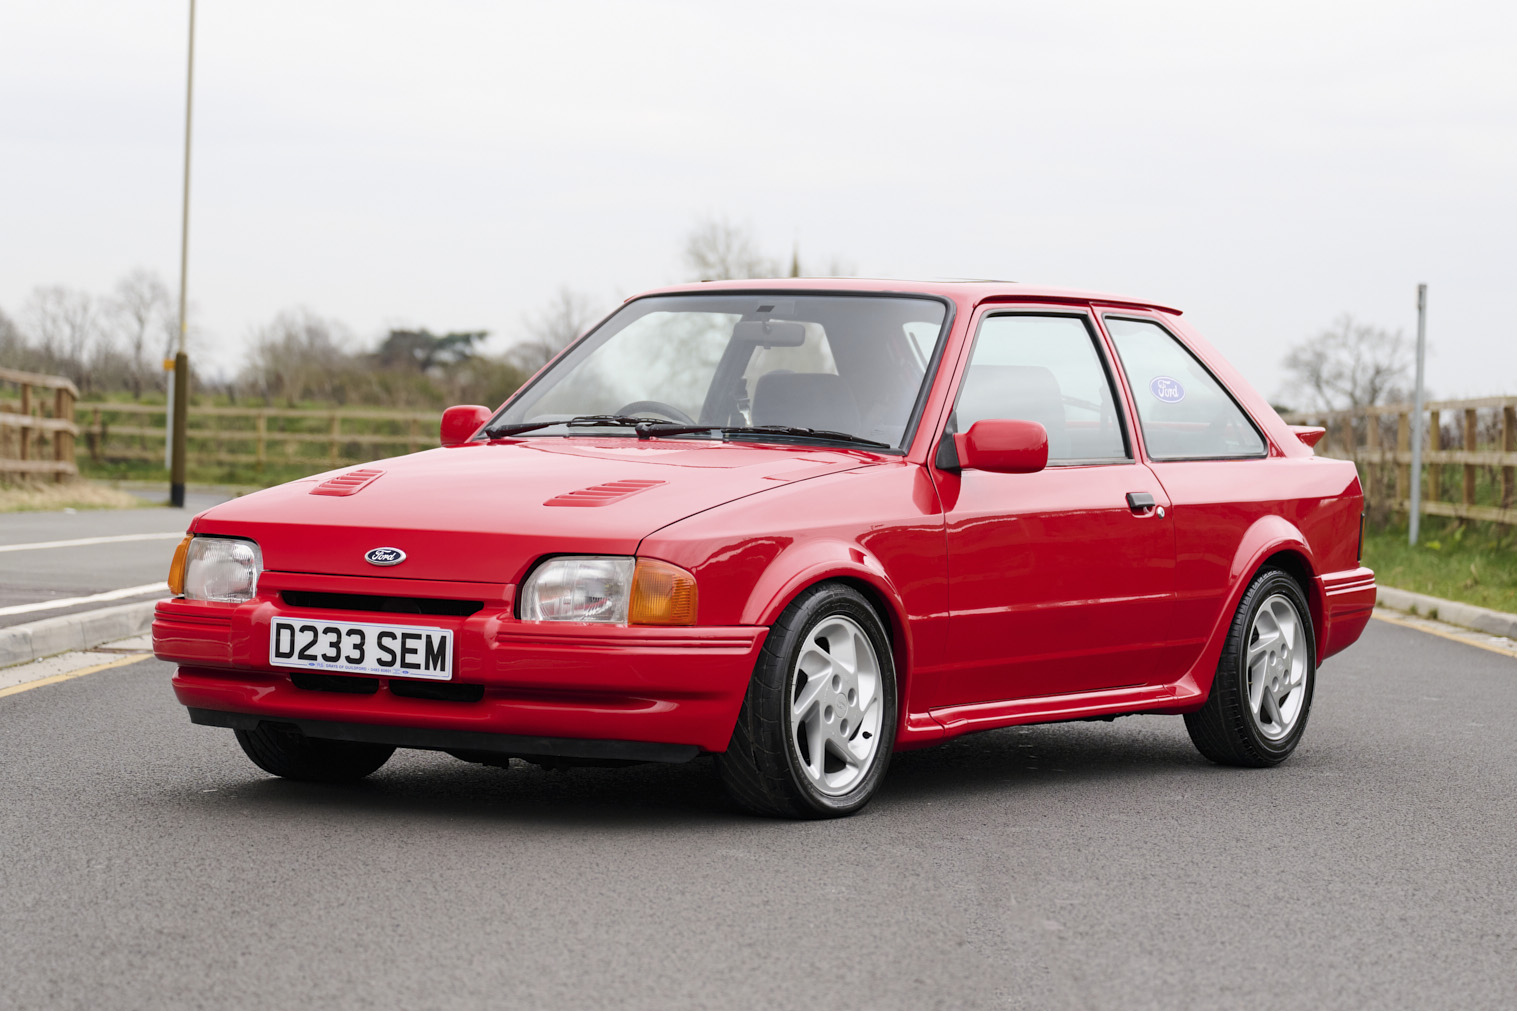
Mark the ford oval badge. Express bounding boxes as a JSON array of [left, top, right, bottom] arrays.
[[1149, 376, 1185, 403], [365, 547, 406, 567]]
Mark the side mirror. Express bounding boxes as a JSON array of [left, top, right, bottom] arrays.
[[946, 419, 1048, 474], [440, 405, 492, 447]]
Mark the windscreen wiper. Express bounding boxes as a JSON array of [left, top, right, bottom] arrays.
[[485, 415, 652, 438], [634, 422, 892, 450]]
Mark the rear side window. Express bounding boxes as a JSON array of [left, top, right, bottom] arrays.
[[955, 314, 1129, 463], [1104, 317, 1265, 460]]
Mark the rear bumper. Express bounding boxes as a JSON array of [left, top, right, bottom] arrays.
[[155, 587, 767, 755], [1317, 566, 1376, 661]]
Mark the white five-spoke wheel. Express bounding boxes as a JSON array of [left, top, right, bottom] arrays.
[[789, 615, 885, 796], [1185, 567, 1316, 767], [1246, 593, 1309, 742], [717, 583, 897, 818]]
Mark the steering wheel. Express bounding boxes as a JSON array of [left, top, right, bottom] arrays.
[[615, 400, 696, 425]]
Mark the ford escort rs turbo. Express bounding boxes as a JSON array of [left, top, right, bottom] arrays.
[[154, 279, 1375, 817]]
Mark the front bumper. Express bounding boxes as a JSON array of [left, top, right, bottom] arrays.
[[154, 571, 767, 755]]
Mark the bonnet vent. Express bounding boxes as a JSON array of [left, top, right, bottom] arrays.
[[544, 479, 665, 507], [311, 468, 385, 497]]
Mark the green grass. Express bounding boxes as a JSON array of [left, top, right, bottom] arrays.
[[78, 457, 331, 489], [1363, 518, 1517, 615], [0, 480, 153, 512]]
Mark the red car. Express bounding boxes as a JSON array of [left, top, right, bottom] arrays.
[[154, 280, 1375, 818]]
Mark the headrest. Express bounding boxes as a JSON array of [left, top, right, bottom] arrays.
[[956, 365, 1068, 458], [751, 372, 862, 435]]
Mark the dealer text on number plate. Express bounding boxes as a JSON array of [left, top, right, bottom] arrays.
[[269, 617, 453, 680]]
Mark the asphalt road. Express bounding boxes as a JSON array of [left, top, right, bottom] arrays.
[[0, 492, 227, 625], [1, 619, 1513, 1010]]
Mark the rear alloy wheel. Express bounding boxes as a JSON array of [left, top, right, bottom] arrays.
[[717, 583, 897, 818], [234, 724, 395, 782], [1185, 568, 1316, 767]]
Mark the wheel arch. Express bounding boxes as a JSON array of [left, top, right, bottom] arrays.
[[1257, 546, 1325, 659], [1182, 516, 1325, 700], [742, 545, 915, 731]]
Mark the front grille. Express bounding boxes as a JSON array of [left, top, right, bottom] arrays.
[[281, 591, 483, 617], [388, 680, 485, 703], [291, 671, 379, 694]]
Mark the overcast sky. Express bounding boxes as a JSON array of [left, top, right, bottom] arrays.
[[3, 0, 1513, 404]]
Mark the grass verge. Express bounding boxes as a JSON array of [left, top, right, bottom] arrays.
[[0, 479, 150, 513], [1362, 518, 1517, 615]]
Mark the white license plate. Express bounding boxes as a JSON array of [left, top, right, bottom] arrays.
[[269, 617, 453, 681]]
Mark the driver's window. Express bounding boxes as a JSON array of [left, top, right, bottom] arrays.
[[956, 314, 1130, 463], [1104, 317, 1265, 460]]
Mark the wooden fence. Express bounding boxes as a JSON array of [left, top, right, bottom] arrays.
[[1, 367, 79, 482], [77, 402, 442, 476], [1284, 396, 1517, 528]]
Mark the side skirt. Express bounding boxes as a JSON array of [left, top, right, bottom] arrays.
[[917, 681, 1208, 740]]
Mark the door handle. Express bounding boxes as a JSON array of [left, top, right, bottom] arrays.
[[1126, 491, 1160, 516]]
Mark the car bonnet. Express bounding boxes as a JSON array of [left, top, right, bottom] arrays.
[[189, 438, 877, 584]]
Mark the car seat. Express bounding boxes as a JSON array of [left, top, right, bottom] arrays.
[[751, 372, 862, 434], [954, 364, 1070, 459]]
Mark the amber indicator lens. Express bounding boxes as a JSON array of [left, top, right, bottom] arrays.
[[628, 558, 698, 626], [167, 535, 192, 596]]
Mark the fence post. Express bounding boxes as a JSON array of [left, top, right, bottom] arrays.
[[1427, 409, 1441, 503], [1342, 411, 1356, 477], [329, 414, 340, 467], [1504, 405, 1516, 510], [88, 407, 102, 463], [1463, 408, 1477, 507], [1364, 408, 1379, 508], [19, 382, 31, 461], [407, 416, 418, 454], [1395, 409, 1410, 512], [53, 386, 72, 482], [255, 412, 266, 473]]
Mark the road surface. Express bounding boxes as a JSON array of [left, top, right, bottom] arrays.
[[0, 492, 226, 626], [1, 618, 1512, 1010]]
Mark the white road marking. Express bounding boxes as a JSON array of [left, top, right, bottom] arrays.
[[0, 532, 184, 553], [0, 582, 170, 617]]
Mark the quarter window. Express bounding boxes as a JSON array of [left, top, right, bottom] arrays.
[[1104, 317, 1265, 460], [955, 314, 1129, 463]]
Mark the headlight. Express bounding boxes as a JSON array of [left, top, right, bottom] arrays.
[[520, 556, 697, 625], [520, 556, 635, 623], [182, 537, 263, 602]]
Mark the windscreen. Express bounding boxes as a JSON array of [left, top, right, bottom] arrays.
[[493, 293, 949, 448]]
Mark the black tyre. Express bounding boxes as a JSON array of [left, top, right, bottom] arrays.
[[1185, 567, 1316, 767], [716, 583, 897, 818], [234, 724, 395, 782]]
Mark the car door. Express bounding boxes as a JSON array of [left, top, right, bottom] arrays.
[[933, 309, 1178, 707], [1100, 313, 1274, 673]]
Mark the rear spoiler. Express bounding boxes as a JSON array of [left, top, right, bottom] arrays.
[[1289, 425, 1326, 449]]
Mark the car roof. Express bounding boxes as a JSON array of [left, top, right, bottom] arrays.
[[631, 277, 1183, 315]]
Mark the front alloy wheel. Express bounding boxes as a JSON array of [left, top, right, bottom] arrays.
[[788, 613, 886, 797], [718, 583, 897, 818]]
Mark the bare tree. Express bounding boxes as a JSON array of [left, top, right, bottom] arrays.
[[792, 252, 856, 278], [1281, 314, 1413, 412], [106, 270, 175, 399], [507, 288, 603, 374], [0, 307, 38, 370], [240, 308, 359, 406], [683, 217, 781, 281], [21, 286, 100, 393]]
